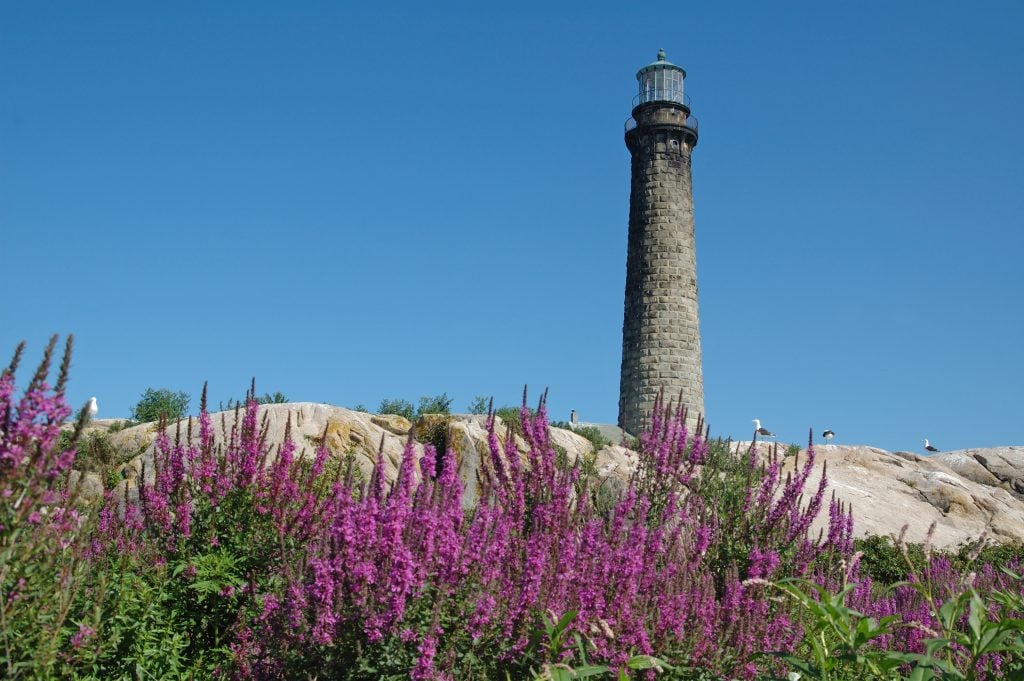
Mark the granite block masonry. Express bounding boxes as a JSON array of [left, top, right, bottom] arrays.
[[619, 50, 704, 435]]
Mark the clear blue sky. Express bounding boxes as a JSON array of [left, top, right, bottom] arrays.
[[2, 2, 1022, 453]]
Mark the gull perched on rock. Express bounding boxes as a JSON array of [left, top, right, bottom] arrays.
[[753, 419, 775, 438], [87, 397, 98, 418], [924, 438, 939, 453], [822, 429, 835, 448]]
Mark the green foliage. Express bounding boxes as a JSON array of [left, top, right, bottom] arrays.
[[416, 392, 452, 416], [105, 419, 136, 433], [351, 403, 369, 413], [377, 393, 452, 421], [852, 535, 1024, 587], [685, 438, 770, 581], [777, 538, 1024, 681], [494, 405, 535, 435], [885, 561, 1024, 680], [131, 388, 190, 423], [954, 541, 1024, 573], [54, 429, 143, 492], [855, 535, 928, 585], [378, 398, 415, 420], [70, 561, 191, 679], [467, 395, 490, 415], [219, 391, 288, 411], [563, 424, 611, 452], [521, 610, 673, 680], [417, 416, 451, 461], [770, 579, 903, 680], [785, 443, 801, 458], [0, 404, 96, 676]]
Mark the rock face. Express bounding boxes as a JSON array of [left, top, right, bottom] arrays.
[[765, 444, 1024, 549], [87, 407, 1021, 549], [935, 448, 1024, 496]]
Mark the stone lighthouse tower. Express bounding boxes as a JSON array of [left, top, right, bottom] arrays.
[[618, 49, 703, 435]]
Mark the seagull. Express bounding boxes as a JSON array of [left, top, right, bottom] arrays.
[[570, 409, 578, 425], [87, 396, 98, 418], [822, 429, 835, 447], [753, 419, 775, 438], [924, 438, 939, 453]]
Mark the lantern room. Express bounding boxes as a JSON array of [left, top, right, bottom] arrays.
[[635, 48, 687, 107]]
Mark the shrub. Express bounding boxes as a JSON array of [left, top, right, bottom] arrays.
[[0, 336, 98, 678], [378, 393, 453, 420], [258, 391, 288, 404], [219, 391, 288, 411], [467, 395, 490, 415], [131, 387, 190, 423], [855, 534, 928, 585], [494, 404, 536, 435], [378, 397, 415, 420], [106, 419, 137, 432], [417, 392, 452, 416], [551, 421, 611, 452]]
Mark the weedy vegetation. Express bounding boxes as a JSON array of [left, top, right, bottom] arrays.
[[4, 337, 1024, 679]]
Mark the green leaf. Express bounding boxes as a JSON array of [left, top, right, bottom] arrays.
[[968, 591, 985, 641], [625, 654, 672, 670], [572, 664, 613, 677]]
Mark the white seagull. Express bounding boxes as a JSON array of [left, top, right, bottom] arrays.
[[753, 419, 775, 438], [924, 438, 939, 453], [822, 429, 835, 447], [87, 397, 99, 418]]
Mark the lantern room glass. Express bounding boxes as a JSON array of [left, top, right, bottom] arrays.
[[638, 67, 683, 105]]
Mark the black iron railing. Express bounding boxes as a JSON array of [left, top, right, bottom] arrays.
[[624, 115, 698, 134]]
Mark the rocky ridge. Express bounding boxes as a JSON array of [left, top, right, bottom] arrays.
[[80, 405, 1022, 549]]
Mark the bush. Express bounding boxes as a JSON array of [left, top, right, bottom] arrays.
[[0, 336, 97, 678], [416, 392, 452, 416], [855, 534, 929, 585], [378, 397, 415, 420], [467, 395, 490, 415], [106, 419, 136, 432], [551, 422, 611, 452], [378, 393, 453, 420], [494, 404, 535, 435], [219, 391, 288, 411], [131, 388, 190, 423]]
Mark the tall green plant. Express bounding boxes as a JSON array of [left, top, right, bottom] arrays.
[[0, 336, 100, 678]]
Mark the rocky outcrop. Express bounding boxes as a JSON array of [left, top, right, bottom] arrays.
[[80, 407, 1021, 549], [934, 448, 1024, 497], [761, 444, 1024, 548]]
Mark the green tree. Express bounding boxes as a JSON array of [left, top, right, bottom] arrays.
[[378, 398, 415, 420], [417, 392, 453, 416], [467, 395, 490, 415], [132, 388, 190, 423]]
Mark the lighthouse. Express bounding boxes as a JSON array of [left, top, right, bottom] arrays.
[[618, 49, 704, 435]]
